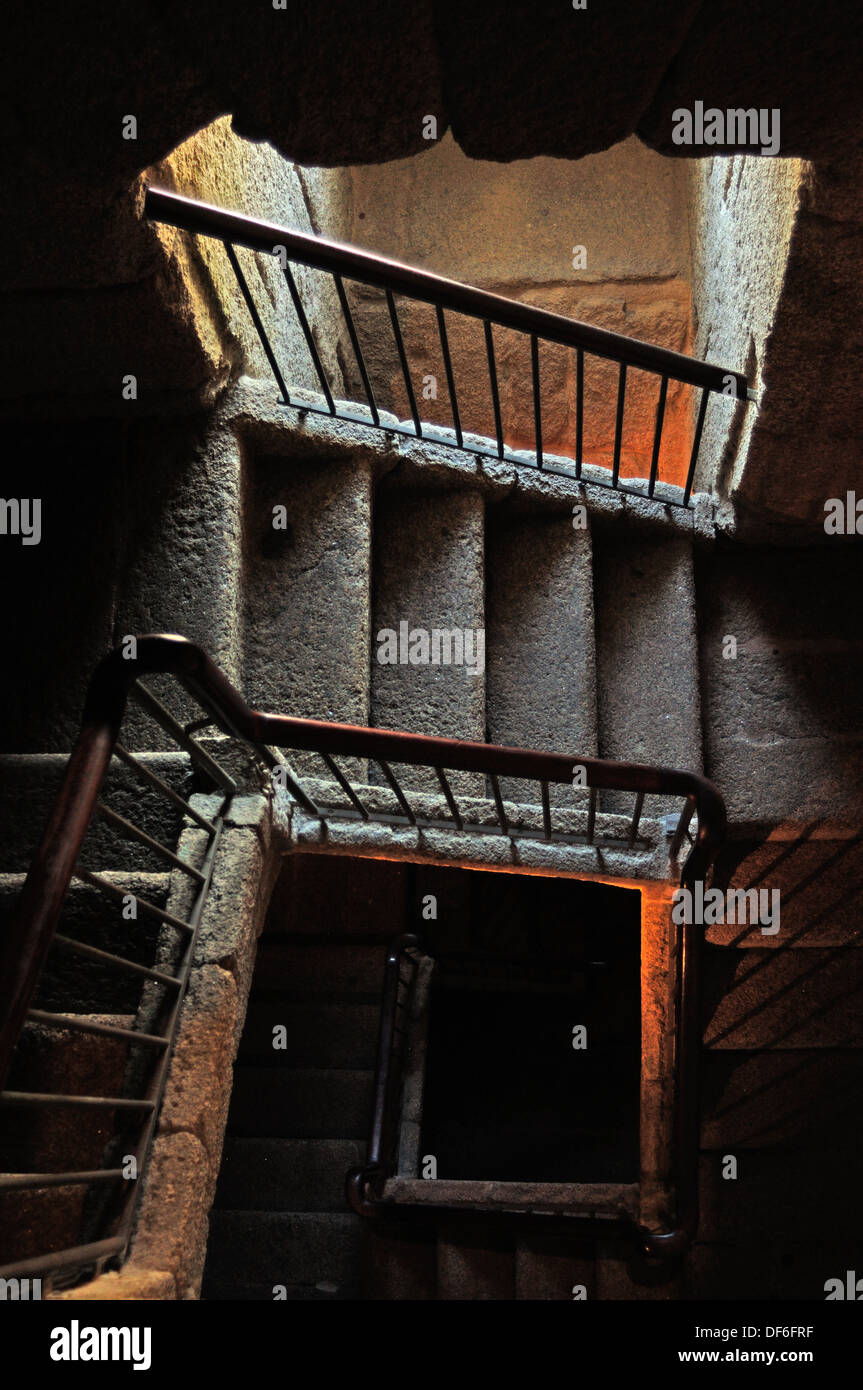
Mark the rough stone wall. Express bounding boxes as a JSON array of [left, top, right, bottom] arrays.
[[344, 135, 695, 484], [148, 116, 351, 401], [0, 115, 351, 413], [687, 155, 806, 506]]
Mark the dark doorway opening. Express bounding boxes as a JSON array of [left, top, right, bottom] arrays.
[[419, 871, 641, 1183]]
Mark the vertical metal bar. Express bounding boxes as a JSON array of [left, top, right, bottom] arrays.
[[541, 781, 551, 840], [319, 752, 369, 820], [385, 289, 421, 437], [648, 375, 668, 499], [612, 361, 627, 488], [271, 760, 322, 819], [111, 744, 218, 834], [434, 767, 463, 830], [669, 795, 697, 861], [130, 682, 237, 792], [531, 333, 543, 469], [575, 347, 584, 478], [435, 305, 463, 448], [224, 242, 292, 406], [333, 273, 380, 425], [484, 320, 505, 459], [586, 785, 597, 844], [281, 262, 335, 413], [628, 791, 645, 849], [378, 761, 417, 826], [683, 388, 709, 506], [489, 774, 509, 835]]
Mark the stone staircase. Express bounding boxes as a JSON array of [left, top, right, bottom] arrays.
[[1, 379, 862, 1299], [234, 380, 704, 801]]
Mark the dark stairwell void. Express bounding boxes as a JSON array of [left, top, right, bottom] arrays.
[[202, 853, 642, 1300], [420, 875, 641, 1185]]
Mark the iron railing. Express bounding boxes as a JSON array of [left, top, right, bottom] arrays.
[[145, 188, 754, 508], [0, 635, 725, 1285]]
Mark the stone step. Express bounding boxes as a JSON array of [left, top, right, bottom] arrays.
[[202, 1279, 348, 1301], [593, 533, 701, 811], [702, 946, 863, 1049], [0, 1011, 135, 1164], [364, 1221, 438, 1300], [596, 1239, 682, 1299], [485, 510, 597, 805], [203, 1211, 366, 1296], [370, 486, 485, 797], [0, 1012, 135, 1266], [226, 1066, 373, 1139], [436, 1223, 515, 1300], [251, 938, 388, 997], [241, 453, 373, 781], [514, 1234, 597, 1300], [0, 872, 171, 1014], [213, 1138, 364, 1212], [700, 1049, 863, 1149], [0, 753, 195, 872], [238, 1000, 381, 1069]]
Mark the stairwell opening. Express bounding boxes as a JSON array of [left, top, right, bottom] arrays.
[[202, 849, 664, 1298], [418, 872, 641, 1184]]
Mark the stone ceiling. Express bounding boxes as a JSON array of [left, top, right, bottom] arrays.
[[4, 1, 863, 538]]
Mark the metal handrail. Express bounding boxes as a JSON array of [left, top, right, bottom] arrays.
[[145, 187, 752, 507], [0, 634, 725, 1280]]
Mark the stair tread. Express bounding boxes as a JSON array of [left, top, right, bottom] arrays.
[[214, 1138, 364, 1211], [226, 1066, 374, 1139], [204, 1210, 366, 1290]]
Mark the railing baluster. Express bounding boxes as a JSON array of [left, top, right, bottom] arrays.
[[484, 320, 505, 459], [683, 387, 710, 506], [434, 766, 463, 830], [377, 761, 416, 826], [628, 791, 645, 849], [541, 780, 551, 839], [612, 361, 627, 488], [0, 1092, 154, 1111], [281, 262, 336, 413], [385, 289, 421, 437], [586, 785, 597, 844], [26, 1009, 167, 1049], [52, 935, 183, 989], [223, 242, 293, 406], [111, 745, 218, 835], [435, 306, 463, 448], [531, 333, 543, 470], [489, 774, 509, 835], [319, 752, 369, 820], [0, 1169, 128, 1192], [0, 1239, 125, 1283], [72, 866, 194, 935], [648, 375, 668, 499], [669, 795, 697, 861], [333, 273, 380, 425], [94, 802, 205, 882], [131, 682, 237, 793], [575, 347, 584, 478], [272, 758, 322, 819]]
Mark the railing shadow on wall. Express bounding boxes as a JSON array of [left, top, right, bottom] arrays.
[[145, 188, 754, 509]]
